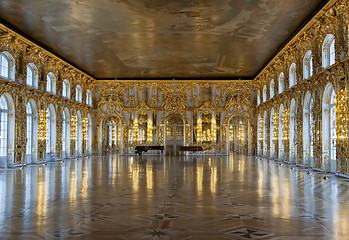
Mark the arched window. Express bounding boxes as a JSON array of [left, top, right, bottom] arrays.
[[26, 101, 38, 163], [289, 63, 296, 87], [86, 89, 92, 106], [0, 93, 15, 166], [76, 85, 82, 103], [46, 104, 56, 160], [46, 72, 56, 94], [303, 92, 313, 166], [0, 52, 15, 81], [270, 108, 275, 158], [322, 34, 335, 68], [278, 72, 284, 94], [322, 83, 336, 172], [278, 104, 284, 159], [62, 79, 70, 98], [289, 99, 296, 162], [303, 50, 313, 80], [263, 85, 267, 102], [62, 108, 70, 158], [26, 63, 38, 88], [270, 79, 274, 98], [257, 90, 260, 105], [87, 114, 92, 154], [76, 111, 82, 156]]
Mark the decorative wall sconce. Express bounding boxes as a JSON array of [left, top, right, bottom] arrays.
[[71, 115, 77, 140], [38, 109, 47, 140]]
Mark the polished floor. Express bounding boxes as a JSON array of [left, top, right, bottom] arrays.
[[0, 154, 348, 239]]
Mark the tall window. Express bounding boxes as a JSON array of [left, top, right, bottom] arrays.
[[322, 83, 336, 171], [76, 85, 82, 103], [76, 111, 82, 155], [289, 99, 296, 162], [46, 105, 56, 159], [46, 72, 56, 94], [303, 92, 313, 165], [263, 85, 267, 102], [270, 79, 274, 98], [62, 109, 70, 158], [330, 92, 336, 161], [26, 101, 38, 163], [26, 63, 38, 88], [303, 50, 313, 79], [322, 34, 335, 68], [26, 103, 33, 158], [0, 95, 8, 159], [278, 72, 284, 94], [86, 90, 92, 106], [62, 80, 70, 98], [289, 63, 296, 87], [257, 90, 260, 105], [87, 114, 92, 154], [0, 52, 15, 81]]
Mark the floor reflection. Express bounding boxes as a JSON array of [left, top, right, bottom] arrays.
[[0, 154, 348, 239]]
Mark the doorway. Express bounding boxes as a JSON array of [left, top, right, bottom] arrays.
[[228, 116, 248, 154], [165, 115, 184, 156]]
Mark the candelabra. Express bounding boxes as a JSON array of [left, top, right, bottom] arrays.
[[82, 117, 88, 140]]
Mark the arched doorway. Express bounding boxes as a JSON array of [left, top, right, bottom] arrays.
[[102, 116, 122, 154], [228, 115, 248, 154], [165, 115, 184, 156]]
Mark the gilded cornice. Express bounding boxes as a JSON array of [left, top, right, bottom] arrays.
[[253, 0, 341, 82], [0, 23, 95, 85]]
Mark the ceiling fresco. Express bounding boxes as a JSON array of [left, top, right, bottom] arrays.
[[0, 0, 328, 79]]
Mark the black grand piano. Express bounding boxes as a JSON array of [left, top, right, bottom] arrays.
[[135, 146, 164, 156]]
